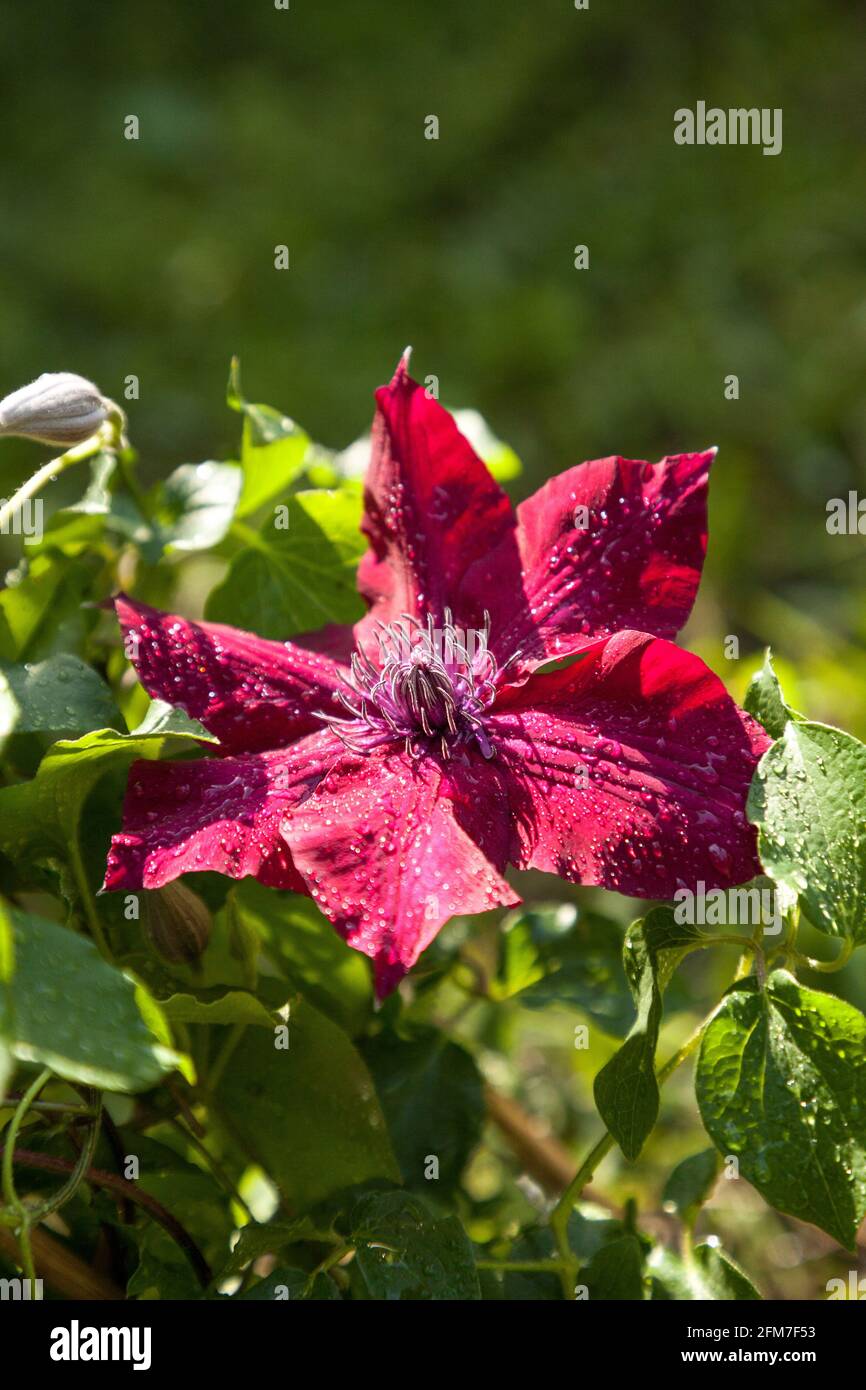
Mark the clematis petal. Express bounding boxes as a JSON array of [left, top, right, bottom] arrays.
[[103, 731, 341, 893], [354, 355, 524, 658], [488, 630, 769, 897], [290, 621, 358, 666], [282, 746, 519, 997], [490, 450, 714, 670], [114, 595, 350, 754]]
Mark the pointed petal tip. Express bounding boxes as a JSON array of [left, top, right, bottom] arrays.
[[96, 591, 124, 614], [373, 955, 407, 1000], [386, 347, 413, 388], [108, 590, 144, 619]]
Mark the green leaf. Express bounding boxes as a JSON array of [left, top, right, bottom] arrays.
[[648, 1243, 760, 1300], [495, 906, 634, 1036], [235, 1266, 341, 1300], [214, 998, 399, 1209], [744, 649, 795, 740], [0, 903, 15, 1083], [581, 1234, 645, 1300], [0, 900, 13, 983], [748, 720, 866, 943], [0, 654, 121, 739], [662, 1149, 720, 1219], [153, 461, 242, 556], [0, 551, 99, 662], [217, 1217, 320, 1279], [130, 699, 218, 742], [696, 970, 866, 1249], [349, 1190, 480, 1300], [227, 357, 311, 515], [593, 908, 700, 1159], [231, 881, 371, 1035], [0, 669, 20, 747], [0, 909, 183, 1090], [646, 1246, 693, 1300], [125, 1136, 233, 1297], [40, 452, 149, 554], [159, 989, 280, 1030], [638, 907, 705, 964], [594, 1032, 659, 1164], [0, 1041, 11, 1100], [497, 1227, 564, 1301], [0, 723, 212, 865], [204, 488, 365, 638], [495, 1208, 627, 1301], [361, 1030, 483, 1194], [239, 434, 309, 517], [688, 1244, 761, 1300], [63, 459, 242, 566]]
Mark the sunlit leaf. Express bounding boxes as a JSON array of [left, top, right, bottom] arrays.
[[204, 487, 365, 637], [748, 721, 866, 943], [227, 357, 311, 515], [744, 649, 796, 740], [361, 1029, 483, 1193], [0, 653, 121, 738], [349, 1189, 480, 1300], [214, 999, 399, 1210], [0, 909, 184, 1090], [232, 880, 371, 1035], [696, 971, 866, 1249]]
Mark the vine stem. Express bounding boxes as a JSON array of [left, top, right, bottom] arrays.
[[791, 938, 853, 974], [0, 1067, 52, 1286], [476, 1258, 571, 1274], [206, 1022, 247, 1093], [34, 1095, 103, 1223], [305, 1243, 354, 1294], [0, 424, 117, 534], [3, 1148, 212, 1289], [0, 1098, 96, 1116], [549, 1004, 722, 1299], [68, 837, 112, 960], [170, 1116, 255, 1224]]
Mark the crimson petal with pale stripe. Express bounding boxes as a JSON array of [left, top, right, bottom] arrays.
[[353, 355, 524, 659], [488, 631, 769, 896], [103, 730, 341, 893], [473, 451, 714, 671], [281, 747, 519, 997], [114, 595, 350, 754]]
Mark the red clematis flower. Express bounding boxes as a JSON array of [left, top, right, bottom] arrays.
[[104, 356, 769, 995]]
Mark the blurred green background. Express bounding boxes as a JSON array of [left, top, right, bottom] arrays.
[[1, 0, 865, 1298]]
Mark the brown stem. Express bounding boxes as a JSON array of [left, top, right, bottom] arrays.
[[484, 1085, 618, 1211], [3, 1147, 212, 1289], [167, 1078, 206, 1139], [0, 1223, 124, 1300]]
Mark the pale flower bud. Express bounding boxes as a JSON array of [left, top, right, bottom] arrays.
[[0, 372, 108, 447]]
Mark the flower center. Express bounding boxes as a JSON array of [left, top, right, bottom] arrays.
[[324, 611, 499, 758]]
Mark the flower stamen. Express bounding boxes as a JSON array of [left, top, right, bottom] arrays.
[[319, 610, 499, 758]]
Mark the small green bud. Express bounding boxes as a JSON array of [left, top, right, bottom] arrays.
[[0, 371, 108, 447], [141, 882, 212, 965]]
